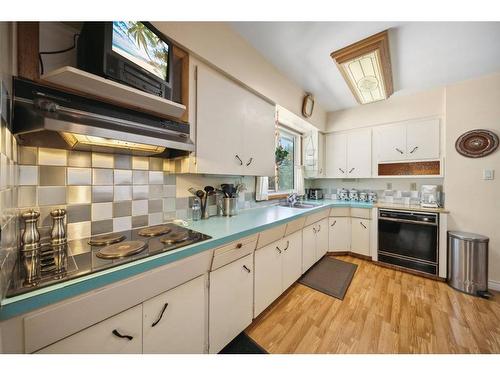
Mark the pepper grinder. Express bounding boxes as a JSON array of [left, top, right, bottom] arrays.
[[21, 210, 41, 285], [50, 208, 67, 275]]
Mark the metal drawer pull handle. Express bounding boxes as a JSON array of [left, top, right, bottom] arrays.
[[331, 220, 337, 227], [112, 329, 133, 341], [243, 265, 251, 273], [246, 157, 253, 166], [151, 302, 169, 327], [395, 148, 404, 154], [410, 146, 419, 154], [338, 168, 345, 174], [276, 246, 282, 254], [348, 168, 355, 173], [283, 240, 290, 251], [236, 243, 243, 249], [235, 154, 243, 165], [360, 222, 367, 229]]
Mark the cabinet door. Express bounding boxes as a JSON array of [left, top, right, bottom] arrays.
[[347, 129, 372, 178], [329, 217, 351, 251], [209, 254, 253, 354], [374, 124, 406, 162], [302, 224, 317, 273], [196, 65, 244, 175], [325, 133, 347, 178], [282, 231, 303, 291], [350, 218, 371, 257], [37, 305, 142, 354], [254, 240, 284, 317], [406, 119, 440, 160], [243, 95, 276, 176], [315, 218, 329, 261], [143, 276, 206, 354]]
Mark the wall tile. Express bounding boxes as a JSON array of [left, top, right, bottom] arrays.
[[163, 185, 176, 198], [149, 185, 163, 199], [149, 157, 163, 171], [149, 171, 163, 185], [92, 202, 113, 221], [38, 186, 66, 205], [148, 199, 163, 213], [163, 198, 175, 211], [175, 209, 187, 220], [68, 151, 91, 167], [164, 174, 176, 185], [92, 186, 113, 203], [114, 155, 131, 170], [67, 186, 91, 204], [67, 167, 91, 185], [92, 168, 113, 185], [38, 148, 67, 166], [92, 153, 114, 168], [132, 215, 148, 228], [163, 211, 176, 221], [19, 146, 37, 165], [176, 197, 189, 210], [132, 156, 148, 170], [113, 216, 132, 232], [132, 199, 148, 216], [39, 166, 66, 186], [114, 169, 132, 185], [132, 170, 148, 185], [113, 201, 132, 217], [91, 219, 113, 235], [67, 221, 91, 240], [67, 204, 91, 223], [132, 185, 149, 200], [19, 165, 38, 185], [148, 212, 163, 226], [114, 185, 132, 201], [18, 186, 37, 207]]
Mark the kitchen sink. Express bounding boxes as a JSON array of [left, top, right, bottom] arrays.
[[278, 202, 321, 209]]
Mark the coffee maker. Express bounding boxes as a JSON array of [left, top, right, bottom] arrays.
[[420, 185, 440, 208]]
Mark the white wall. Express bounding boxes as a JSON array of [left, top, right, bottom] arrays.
[[153, 22, 327, 131], [445, 72, 500, 286]]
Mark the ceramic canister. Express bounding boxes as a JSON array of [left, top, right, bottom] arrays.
[[368, 191, 377, 203], [338, 188, 349, 201], [349, 188, 359, 201], [359, 191, 368, 202]]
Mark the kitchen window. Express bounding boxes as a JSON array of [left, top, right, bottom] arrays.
[[269, 127, 301, 194]]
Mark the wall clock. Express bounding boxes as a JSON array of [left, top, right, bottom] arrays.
[[455, 129, 499, 158], [302, 93, 315, 118]]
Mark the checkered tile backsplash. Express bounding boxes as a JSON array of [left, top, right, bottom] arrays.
[[17, 147, 179, 241]]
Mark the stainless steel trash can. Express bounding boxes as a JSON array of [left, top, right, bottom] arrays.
[[447, 231, 489, 296]]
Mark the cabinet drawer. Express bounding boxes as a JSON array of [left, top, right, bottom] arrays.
[[212, 235, 258, 270], [304, 209, 330, 227], [36, 305, 143, 354], [329, 207, 350, 217], [350, 208, 371, 220], [284, 217, 306, 236], [256, 224, 286, 249]]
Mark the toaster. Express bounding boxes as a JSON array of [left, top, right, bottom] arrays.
[[307, 188, 324, 200]]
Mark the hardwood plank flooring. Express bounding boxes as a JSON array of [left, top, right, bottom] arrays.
[[245, 256, 500, 354]]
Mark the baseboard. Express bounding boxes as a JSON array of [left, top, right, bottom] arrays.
[[488, 280, 500, 291], [327, 251, 372, 261]]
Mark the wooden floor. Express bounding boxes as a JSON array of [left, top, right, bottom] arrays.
[[246, 255, 500, 354]]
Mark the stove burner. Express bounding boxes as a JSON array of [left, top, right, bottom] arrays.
[[138, 225, 172, 237], [88, 233, 126, 246], [160, 230, 192, 245], [96, 241, 147, 259]]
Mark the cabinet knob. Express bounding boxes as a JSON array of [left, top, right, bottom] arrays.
[[151, 302, 169, 327], [112, 329, 133, 341], [243, 265, 251, 273], [236, 243, 243, 249], [410, 146, 419, 154], [235, 154, 243, 165]]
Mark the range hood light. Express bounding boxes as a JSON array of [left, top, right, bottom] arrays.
[[61, 132, 166, 153]]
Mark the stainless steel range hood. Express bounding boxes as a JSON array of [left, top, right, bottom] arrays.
[[13, 78, 194, 157]]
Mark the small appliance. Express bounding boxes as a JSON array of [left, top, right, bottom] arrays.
[[307, 188, 324, 200], [420, 185, 440, 208]]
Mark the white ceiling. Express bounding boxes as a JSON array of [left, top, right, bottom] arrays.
[[230, 22, 500, 112]]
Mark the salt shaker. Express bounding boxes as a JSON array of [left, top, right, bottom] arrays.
[[21, 210, 41, 285], [50, 208, 68, 275]]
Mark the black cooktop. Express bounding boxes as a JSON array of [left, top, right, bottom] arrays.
[[7, 223, 211, 298]]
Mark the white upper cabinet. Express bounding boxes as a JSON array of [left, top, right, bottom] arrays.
[[374, 119, 440, 162], [325, 129, 372, 178], [196, 64, 275, 176]]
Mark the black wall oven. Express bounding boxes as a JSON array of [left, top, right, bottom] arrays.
[[378, 209, 439, 276]]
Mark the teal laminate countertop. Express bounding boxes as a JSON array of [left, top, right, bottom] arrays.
[[0, 200, 372, 320]]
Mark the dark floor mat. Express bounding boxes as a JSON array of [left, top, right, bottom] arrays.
[[219, 332, 268, 354], [299, 257, 357, 300]]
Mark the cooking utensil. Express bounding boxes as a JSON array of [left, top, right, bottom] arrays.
[[188, 187, 198, 196]]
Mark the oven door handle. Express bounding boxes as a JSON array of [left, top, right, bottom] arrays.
[[378, 216, 438, 226]]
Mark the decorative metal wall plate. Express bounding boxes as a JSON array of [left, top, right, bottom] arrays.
[[455, 129, 499, 158]]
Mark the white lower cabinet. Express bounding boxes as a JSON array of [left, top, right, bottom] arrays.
[[254, 231, 302, 317], [142, 275, 206, 354], [328, 217, 351, 251], [350, 218, 371, 257], [302, 218, 329, 273], [315, 218, 329, 261], [37, 305, 143, 354], [209, 254, 253, 354]]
